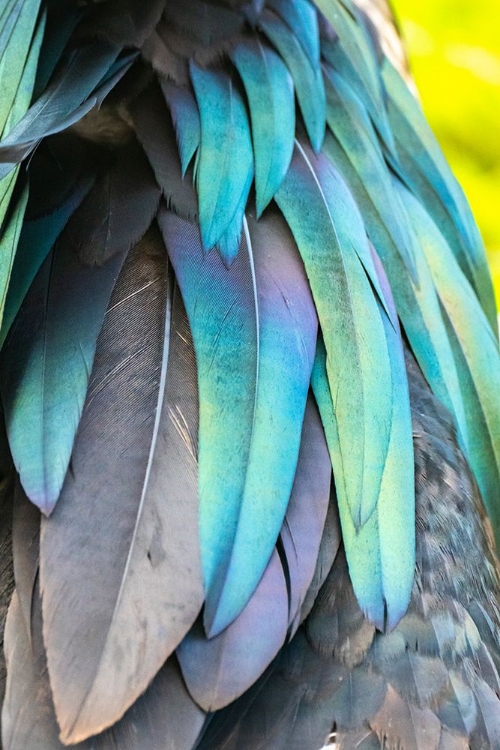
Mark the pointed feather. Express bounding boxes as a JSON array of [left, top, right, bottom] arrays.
[[2, 590, 205, 750], [66, 138, 160, 266], [159, 207, 317, 635], [381, 59, 496, 329], [260, 10, 325, 152], [0, 230, 127, 513], [319, 0, 394, 153], [0, 159, 95, 347], [276, 144, 391, 529], [322, 106, 469, 455], [267, 0, 320, 69], [231, 38, 295, 217], [0, 184, 28, 332], [177, 550, 288, 712], [38, 229, 203, 743], [161, 81, 201, 177], [0, 0, 43, 137], [190, 63, 253, 261], [298, 496, 341, 627], [277, 144, 414, 627], [397, 183, 500, 542], [280, 395, 331, 626], [130, 83, 199, 221]]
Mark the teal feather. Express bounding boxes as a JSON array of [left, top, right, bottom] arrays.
[[260, 10, 325, 152], [0, 185, 29, 333], [231, 38, 295, 217], [267, 0, 319, 69], [324, 69, 417, 279], [0, 238, 127, 513], [0, 0, 43, 137], [276, 144, 414, 628], [32, 2, 80, 99], [0, 0, 44, 325], [277, 145, 391, 528], [159, 207, 317, 636], [319, 0, 395, 154], [0, 172, 93, 348], [161, 81, 201, 177], [381, 60, 496, 330], [189, 63, 254, 262], [322, 91, 470, 455], [396, 182, 500, 543]]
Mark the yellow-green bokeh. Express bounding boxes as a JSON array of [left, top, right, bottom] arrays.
[[394, 0, 500, 305]]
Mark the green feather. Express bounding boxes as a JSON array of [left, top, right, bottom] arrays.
[[397, 183, 500, 542], [322, 78, 469, 455], [267, 0, 319, 69], [0, 0, 43, 136], [260, 10, 325, 152], [316, 0, 394, 153], [381, 60, 496, 330], [231, 38, 295, 218], [277, 143, 393, 529]]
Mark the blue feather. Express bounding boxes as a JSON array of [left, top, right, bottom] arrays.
[[190, 63, 254, 263], [159, 207, 317, 636], [231, 38, 295, 217], [0, 239, 127, 513], [260, 9, 325, 152]]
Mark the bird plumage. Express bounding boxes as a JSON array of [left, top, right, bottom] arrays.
[[0, 0, 499, 748]]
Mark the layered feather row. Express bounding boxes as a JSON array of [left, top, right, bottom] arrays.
[[0, 0, 499, 747]]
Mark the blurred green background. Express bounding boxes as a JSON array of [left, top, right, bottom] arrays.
[[394, 0, 500, 306]]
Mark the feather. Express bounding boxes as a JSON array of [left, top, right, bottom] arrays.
[[379, 652, 449, 707], [0, 228, 127, 513], [130, 83, 199, 220], [436, 672, 477, 737], [0, 185, 28, 332], [381, 60, 496, 329], [2, 589, 205, 750], [189, 62, 254, 261], [11, 482, 39, 641], [0, 43, 134, 177], [159, 206, 317, 635], [298, 495, 341, 626], [276, 144, 414, 628], [330, 669, 387, 730], [0, 139, 96, 346], [321, 98, 469, 453], [280, 395, 331, 626], [260, 10, 325, 152], [0, 0, 43, 138], [161, 81, 201, 177], [177, 394, 328, 711], [319, 0, 394, 153], [177, 550, 289, 712], [470, 679, 500, 748], [66, 138, 161, 266], [38, 229, 203, 743], [231, 38, 295, 217], [397, 183, 500, 543], [369, 685, 441, 750], [267, 0, 320, 69], [31, 1, 79, 99]]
